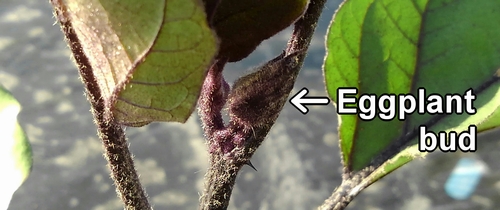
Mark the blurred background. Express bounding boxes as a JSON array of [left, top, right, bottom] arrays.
[[1, 0, 499, 209]]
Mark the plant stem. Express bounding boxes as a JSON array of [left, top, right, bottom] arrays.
[[199, 152, 239, 210], [286, 0, 327, 55], [318, 169, 374, 210], [198, 0, 326, 209], [318, 181, 354, 210], [50, 1, 151, 209]]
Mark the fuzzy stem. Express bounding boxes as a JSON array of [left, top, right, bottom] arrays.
[[318, 181, 357, 210], [198, 58, 229, 136], [198, 0, 327, 209], [318, 169, 374, 210], [199, 152, 239, 210], [50, 1, 151, 209]]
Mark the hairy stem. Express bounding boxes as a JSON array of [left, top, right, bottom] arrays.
[[198, 0, 327, 209], [50, 1, 151, 209], [285, 0, 327, 55], [318, 181, 355, 210], [199, 152, 239, 210], [318, 168, 374, 210]]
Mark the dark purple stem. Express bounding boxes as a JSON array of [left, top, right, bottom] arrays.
[[198, 58, 230, 135]]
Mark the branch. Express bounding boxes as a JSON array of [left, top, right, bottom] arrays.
[[319, 68, 500, 210], [50, 1, 151, 209], [319, 56, 500, 210], [198, 0, 327, 209], [318, 168, 374, 210]]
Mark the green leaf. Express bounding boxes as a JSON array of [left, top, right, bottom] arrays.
[[56, 0, 219, 126], [0, 85, 32, 209], [366, 81, 500, 187], [324, 0, 500, 173], [476, 95, 500, 132], [360, 144, 421, 186], [205, 0, 309, 62]]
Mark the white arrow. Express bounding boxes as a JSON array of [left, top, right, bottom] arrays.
[[289, 88, 330, 114]]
